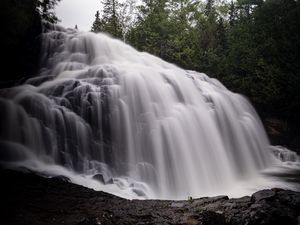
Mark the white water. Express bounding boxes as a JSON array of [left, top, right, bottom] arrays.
[[0, 25, 299, 199]]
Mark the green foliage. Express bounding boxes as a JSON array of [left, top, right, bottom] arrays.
[[36, 0, 61, 23], [91, 0, 123, 39], [127, 0, 171, 57], [91, 11, 104, 33], [188, 195, 193, 203]]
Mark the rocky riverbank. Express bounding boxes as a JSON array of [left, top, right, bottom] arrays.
[[0, 169, 299, 225], [264, 118, 300, 154]]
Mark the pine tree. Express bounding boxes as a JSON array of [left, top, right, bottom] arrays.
[[36, 0, 61, 23], [216, 17, 226, 51], [91, 11, 103, 32], [229, 1, 236, 26], [101, 0, 123, 38], [126, 0, 170, 57], [205, 0, 215, 17]]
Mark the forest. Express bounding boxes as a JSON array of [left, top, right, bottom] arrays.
[[1, 0, 300, 150]]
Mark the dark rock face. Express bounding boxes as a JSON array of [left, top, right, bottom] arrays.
[[92, 174, 113, 185], [251, 189, 276, 202], [0, 0, 42, 88], [51, 175, 71, 183], [0, 169, 299, 225], [264, 118, 300, 154], [92, 174, 105, 183]]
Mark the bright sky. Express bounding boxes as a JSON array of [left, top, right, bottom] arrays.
[[56, 0, 101, 31]]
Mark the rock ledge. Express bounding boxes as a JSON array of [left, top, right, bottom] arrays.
[[0, 169, 299, 225]]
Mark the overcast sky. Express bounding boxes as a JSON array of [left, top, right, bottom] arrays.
[[56, 0, 101, 31]]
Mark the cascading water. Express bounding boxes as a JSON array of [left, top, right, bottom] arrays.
[[0, 25, 299, 199]]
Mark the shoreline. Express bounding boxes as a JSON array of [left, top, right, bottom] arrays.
[[1, 169, 299, 225]]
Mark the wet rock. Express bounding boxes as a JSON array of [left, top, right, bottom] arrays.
[[171, 202, 185, 208], [92, 174, 113, 185], [51, 175, 71, 183], [76, 217, 113, 225], [106, 178, 113, 184], [199, 210, 226, 225], [276, 189, 300, 208], [132, 188, 146, 197], [251, 189, 276, 202], [0, 169, 299, 225], [92, 174, 105, 183]]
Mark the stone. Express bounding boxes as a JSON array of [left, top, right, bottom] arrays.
[[92, 174, 113, 185], [1, 169, 300, 225], [51, 175, 71, 183], [251, 189, 276, 202], [92, 174, 105, 184]]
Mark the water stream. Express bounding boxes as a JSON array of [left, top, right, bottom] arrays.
[[0, 25, 299, 199]]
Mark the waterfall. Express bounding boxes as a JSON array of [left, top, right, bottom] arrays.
[[0, 25, 297, 199]]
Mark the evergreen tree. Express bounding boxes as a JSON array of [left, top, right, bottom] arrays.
[[166, 0, 199, 68], [229, 1, 237, 26], [205, 0, 215, 17], [36, 0, 61, 23], [216, 17, 226, 51], [119, 0, 137, 42], [127, 0, 170, 58], [91, 11, 103, 32], [101, 0, 123, 38]]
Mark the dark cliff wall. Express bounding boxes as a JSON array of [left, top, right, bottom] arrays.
[[0, 0, 42, 87]]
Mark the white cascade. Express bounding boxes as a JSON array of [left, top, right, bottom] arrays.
[[0, 26, 297, 199]]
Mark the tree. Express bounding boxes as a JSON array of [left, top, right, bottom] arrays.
[[127, 0, 170, 58], [119, 0, 137, 42], [91, 11, 103, 32], [229, 1, 237, 26], [101, 0, 123, 38], [165, 0, 199, 68], [36, 0, 61, 23], [205, 0, 215, 17]]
